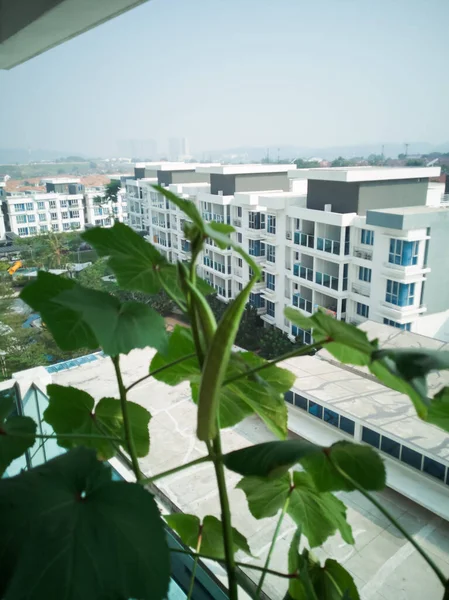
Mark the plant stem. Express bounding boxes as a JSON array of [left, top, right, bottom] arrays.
[[12, 432, 123, 441], [330, 458, 447, 587], [187, 526, 203, 600], [223, 340, 325, 386], [256, 493, 291, 596], [211, 433, 238, 600], [125, 353, 197, 393], [140, 455, 211, 484], [112, 355, 142, 481], [170, 548, 299, 579]]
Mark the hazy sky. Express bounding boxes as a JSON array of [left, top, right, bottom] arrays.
[[1, 0, 449, 156]]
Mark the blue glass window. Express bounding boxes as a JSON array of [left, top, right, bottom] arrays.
[[267, 215, 276, 234], [357, 302, 369, 318], [386, 280, 415, 306], [381, 436, 400, 459], [401, 447, 422, 470], [266, 244, 276, 263], [383, 318, 411, 331], [423, 457, 445, 482], [266, 301, 275, 318], [361, 229, 374, 245], [266, 273, 276, 291], [308, 401, 322, 419], [339, 417, 355, 436], [358, 266, 372, 282], [389, 239, 419, 266], [362, 427, 380, 448], [294, 394, 308, 411], [324, 408, 339, 427], [285, 391, 294, 404]]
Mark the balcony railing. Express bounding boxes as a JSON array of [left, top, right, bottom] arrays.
[[294, 232, 314, 248], [315, 271, 338, 291], [155, 237, 170, 247], [293, 263, 313, 281], [286, 231, 292, 240], [292, 294, 312, 313], [233, 219, 242, 227], [316, 237, 340, 255], [353, 246, 373, 261], [351, 282, 370, 298]]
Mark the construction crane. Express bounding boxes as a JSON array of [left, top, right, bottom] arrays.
[[8, 260, 22, 275]]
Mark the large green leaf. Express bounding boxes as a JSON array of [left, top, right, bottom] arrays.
[[44, 384, 151, 459], [0, 448, 170, 600], [20, 271, 98, 351], [82, 222, 181, 297], [54, 284, 167, 356], [0, 396, 36, 477], [373, 348, 449, 380], [150, 325, 200, 385], [154, 186, 203, 228], [427, 386, 449, 432], [301, 441, 386, 492], [224, 440, 386, 492], [237, 471, 354, 548], [224, 439, 320, 477], [312, 559, 360, 600], [165, 513, 252, 559]]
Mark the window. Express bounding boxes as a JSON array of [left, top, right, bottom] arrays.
[[15, 204, 25, 212], [308, 401, 322, 419], [267, 215, 276, 234], [285, 391, 294, 404], [237, 258, 243, 267], [237, 207, 242, 217], [356, 302, 369, 318], [26, 202, 33, 211], [62, 223, 70, 231], [381, 436, 400, 459], [61, 212, 68, 220], [238, 282, 243, 291], [248, 212, 265, 229], [16, 215, 26, 224], [94, 207, 103, 216], [27, 214, 35, 223], [385, 281, 415, 306], [361, 229, 374, 245], [383, 318, 411, 331], [358, 266, 372, 282], [339, 416, 355, 436], [266, 301, 275, 318], [70, 210, 80, 218], [423, 457, 445, 482], [52, 224, 59, 232], [237, 233, 242, 243], [38, 213, 47, 222], [50, 212, 58, 221], [266, 244, 276, 263], [49, 201, 57, 209], [60, 200, 67, 208], [362, 427, 380, 448], [389, 239, 419, 266], [266, 273, 275, 291], [401, 447, 422, 470], [29, 226, 37, 235], [18, 227, 28, 236], [324, 408, 339, 427], [37, 202, 45, 210], [248, 240, 265, 257], [294, 394, 308, 411], [40, 225, 48, 232]]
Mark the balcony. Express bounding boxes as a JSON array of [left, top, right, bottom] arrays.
[[232, 218, 242, 227], [294, 232, 314, 248], [353, 246, 373, 261], [351, 282, 370, 298], [154, 237, 170, 248], [380, 301, 427, 319], [315, 271, 338, 291], [233, 268, 242, 278], [286, 231, 292, 240], [293, 263, 313, 282], [316, 237, 341, 256], [181, 241, 191, 253], [382, 261, 430, 281], [292, 293, 312, 314]]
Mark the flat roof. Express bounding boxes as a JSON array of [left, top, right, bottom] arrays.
[[288, 166, 441, 183], [35, 347, 449, 600], [40, 178, 81, 184], [136, 162, 220, 172], [196, 164, 297, 175], [369, 205, 449, 216]]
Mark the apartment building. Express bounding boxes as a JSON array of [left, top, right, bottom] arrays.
[[84, 184, 128, 228], [2, 177, 86, 236], [125, 163, 449, 342]]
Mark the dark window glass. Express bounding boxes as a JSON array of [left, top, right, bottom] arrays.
[[308, 401, 322, 419], [362, 427, 380, 448], [294, 394, 308, 411], [339, 416, 355, 436], [324, 408, 339, 427], [381, 436, 400, 459], [285, 391, 294, 405], [423, 457, 445, 482], [401, 446, 422, 470]]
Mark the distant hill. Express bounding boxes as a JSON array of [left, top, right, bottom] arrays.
[[0, 148, 87, 164]]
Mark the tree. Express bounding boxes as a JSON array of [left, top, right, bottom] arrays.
[[406, 158, 425, 167], [76, 258, 113, 292], [331, 156, 356, 167], [115, 289, 176, 317], [104, 180, 121, 203], [258, 325, 298, 359], [294, 158, 320, 169]]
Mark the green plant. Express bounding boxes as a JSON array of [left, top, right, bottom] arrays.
[[1, 187, 449, 600]]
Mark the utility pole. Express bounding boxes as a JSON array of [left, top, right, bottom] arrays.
[[381, 145, 385, 158], [405, 143, 409, 157]]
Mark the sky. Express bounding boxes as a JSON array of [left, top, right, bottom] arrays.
[[1, 0, 449, 157]]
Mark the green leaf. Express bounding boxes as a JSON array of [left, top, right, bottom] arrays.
[[224, 439, 320, 477], [237, 473, 291, 519], [197, 278, 256, 440], [0, 396, 36, 477], [55, 284, 167, 356], [82, 222, 182, 298], [44, 384, 151, 459], [284, 307, 313, 331], [150, 326, 200, 385], [373, 348, 449, 380], [204, 221, 261, 276], [313, 559, 360, 600], [286, 530, 307, 600], [238, 472, 354, 548], [20, 271, 98, 351], [165, 513, 252, 559], [301, 441, 386, 493], [0, 448, 170, 600], [427, 386, 449, 431]]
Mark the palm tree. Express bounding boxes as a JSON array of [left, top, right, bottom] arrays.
[[34, 233, 70, 269]]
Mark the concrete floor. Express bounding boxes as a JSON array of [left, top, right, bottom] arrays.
[[53, 349, 449, 600]]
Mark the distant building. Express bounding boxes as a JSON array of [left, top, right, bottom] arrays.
[[168, 137, 190, 161]]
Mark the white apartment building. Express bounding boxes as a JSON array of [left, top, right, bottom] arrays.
[[125, 163, 449, 342], [84, 185, 128, 228]]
